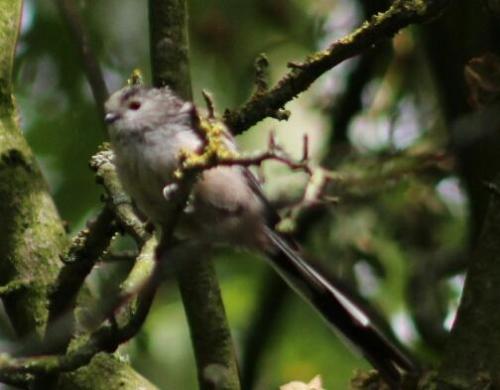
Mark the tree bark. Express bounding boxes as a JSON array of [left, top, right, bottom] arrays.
[[438, 178, 500, 388], [148, 1, 241, 389], [0, 2, 157, 389]]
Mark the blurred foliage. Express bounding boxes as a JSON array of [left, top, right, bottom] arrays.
[[7, 0, 473, 388]]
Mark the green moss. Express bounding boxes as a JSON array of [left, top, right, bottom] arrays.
[[0, 2, 160, 388], [0, 108, 65, 336], [59, 353, 157, 390]]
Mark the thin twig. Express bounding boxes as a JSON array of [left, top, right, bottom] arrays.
[[90, 147, 150, 244], [100, 250, 138, 263], [55, 0, 109, 115], [202, 90, 215, 119], [253, 53, 270, 95], [179, 130, 313, 180]]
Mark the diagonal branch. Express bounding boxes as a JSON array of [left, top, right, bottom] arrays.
[[90, 148, 150, 243], [224, 0, 451, 134], [0, 236, 159, 384], [44, 206, 118, 353], [55, 0, 109, 116]]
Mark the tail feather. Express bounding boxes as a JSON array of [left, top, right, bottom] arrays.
[[263, 226, 418, 388]]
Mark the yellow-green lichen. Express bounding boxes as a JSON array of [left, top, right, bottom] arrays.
[[175, 118, 238, 179], [127, 69, 144, 87]]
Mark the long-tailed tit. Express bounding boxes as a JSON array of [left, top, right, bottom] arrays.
[[104, 85, 418, 388]]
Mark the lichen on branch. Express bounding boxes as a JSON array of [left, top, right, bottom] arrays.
[[224, 0, 451, 134]]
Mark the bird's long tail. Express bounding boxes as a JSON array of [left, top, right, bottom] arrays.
[[263, 226, 418, 388]]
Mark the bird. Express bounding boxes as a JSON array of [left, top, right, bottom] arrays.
[[104, 84, 419, 388]]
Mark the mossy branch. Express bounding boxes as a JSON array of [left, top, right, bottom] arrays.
[[224, 0, 451, 134], [90, 148, 150, 243], [0, 0, 67, 343], [0, 1, 158, 388], [149, 0, 192, 98], [0, 237, 158, 381], [148, 0, 241, 389], [46, 207, 118, 350]]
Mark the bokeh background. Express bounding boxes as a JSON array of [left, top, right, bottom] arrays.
[[7, 0, 492, 388]]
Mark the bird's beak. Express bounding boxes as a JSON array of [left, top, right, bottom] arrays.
[[104, 112, 120, 124]]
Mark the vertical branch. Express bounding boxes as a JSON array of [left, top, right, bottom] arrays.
[[0, 0, 66, 342], [0, 1, 158, 388], [149, 0, 192, 98], [148, 1, 241, 389], [438, 179, 500, 388], [175, 255, 241, 390]]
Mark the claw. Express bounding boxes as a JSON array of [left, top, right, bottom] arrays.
[[162, 183, 179, 201]]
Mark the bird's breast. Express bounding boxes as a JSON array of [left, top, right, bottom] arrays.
[[112, 127, 202, 223]]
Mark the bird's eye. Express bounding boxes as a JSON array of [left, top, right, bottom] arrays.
[[128, 101, 141, 110]]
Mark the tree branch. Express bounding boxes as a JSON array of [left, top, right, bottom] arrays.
[[0, 1, 159, 388], [149, 0, 192, 98], [90, 148, 150, 243], [0, 237, 159, 384], [0, 0, 67, 343], [46, 206, 118, 351], [224, 0, 451, 134], [148, 1, 241, 389], [438, 174, 500, 387], [55, 0, 109, 116]]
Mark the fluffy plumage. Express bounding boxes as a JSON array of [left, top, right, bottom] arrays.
[[105, 85, 418, 388]]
